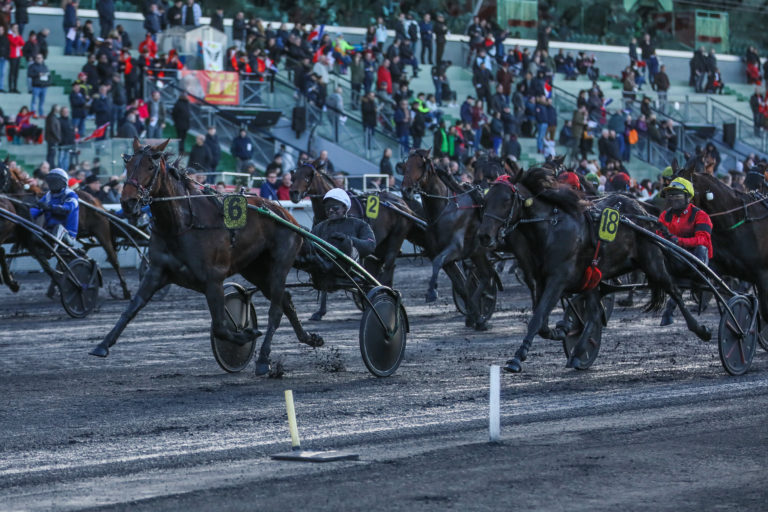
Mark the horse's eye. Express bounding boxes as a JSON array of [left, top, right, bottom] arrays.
[[151, 153, 162, 160]]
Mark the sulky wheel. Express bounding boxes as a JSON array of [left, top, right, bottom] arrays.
[[359, 289, 408, 377], [451, 281, 468, 316], [351, 289, 366, 312], [139, 249, 171, 301], [210, 288, 258, 373], [718, 296, 757, 376], [59, 258, 101, 318], [561, 295, 603, 370]]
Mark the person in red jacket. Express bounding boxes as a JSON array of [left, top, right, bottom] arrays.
[[138, 32, 157, 59], [377, 58, 392, 95], [657, 176, 713, 326], [7, 23, 24, 93]]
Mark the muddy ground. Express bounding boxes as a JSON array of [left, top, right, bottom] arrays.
[[1, 260, 766, 511]]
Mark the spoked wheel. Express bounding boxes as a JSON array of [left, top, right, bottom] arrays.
[[59, 258, 101, 318], [139, 249, 171, 301], [601, 292, 616, 324], [718, 296, 757, 376], [359, 289, 407, 377], [452, 268, 498, 321], [210, 288, 259, 373], [351, 289, 366, 312], [561, 295, 603, 370]]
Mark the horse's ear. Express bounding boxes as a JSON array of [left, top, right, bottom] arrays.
[[670, 158, 679, 173], [152, 139, 171, 153], [132, 137, 141, 153]]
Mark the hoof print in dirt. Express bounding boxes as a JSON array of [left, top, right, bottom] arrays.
[[268, 358, 285, 379]]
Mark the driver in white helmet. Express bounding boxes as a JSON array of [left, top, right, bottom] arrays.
[[310, 188, 375, 267], [29, 168, 80, 246]]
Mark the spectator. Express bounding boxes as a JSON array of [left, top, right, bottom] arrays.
[[259, 170, 279, 200], [536, 25, 551, 53], [690, 47, 707, 92], [116, 24, 131, 49], [56, 106, 74, 167], [534, 97, 548, 153], [410, 100, 426, 149], [204, 126, 220, 172], [277, 172, 292, 200], [317, 150, 335, 173], [394, 99, 411, 156], [145, 89, 165, 138], [379, 147, 394, 176], [7, 23, 22, 93], [167, 0, 183, 27], [63, 0, 78, 55], [0, 25, 7, 92], [187, 134, 211, 175], [13, 105, 41, 142], [471, 99, 488, 151], [490, 84, 507, 115], [232, 12, 246, 50], [138, 32, 157, 59], [14, 0, 29, 36], [210, 8, 224, 32], [751, 89, 763, 137], [230, 128, 254, 171], [28, 53, 50, 117], [434, 13, 448, 65], [68, 82, 87, 137], [349, 52, 364, 107], [655, 64, 670, 109], [97, 0, 114, 39], [44, 104, 61, 166], [117, 111, 139, 138], [181, 0, 201, 28], [571, 105, 587, 160], [377, 57, 392, 95], [110, 74, 126, 137], [171, 91, 190, 152], [143, 3, 162, 39], [707, 67, 724, 94], [361, 90, 377, 150], [419, 13, 433, 66]]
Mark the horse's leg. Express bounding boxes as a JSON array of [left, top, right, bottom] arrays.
[[96, 229, 131, 300], [309, 291, 327, 321], [89, 264, 169, 357], [205, 279, 259, 347], [565, 290, 602, 368], [379, 235, 404, 287], [427, 241, 461, 303], [0, 246, 19, 292], [505, 277, 568, 373], [467, 253, 494, 331]]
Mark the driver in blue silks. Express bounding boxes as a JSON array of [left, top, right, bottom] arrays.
[[29, 168, 79, 246]]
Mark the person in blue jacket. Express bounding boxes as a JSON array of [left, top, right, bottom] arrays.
[[29, 168, 79, 246]]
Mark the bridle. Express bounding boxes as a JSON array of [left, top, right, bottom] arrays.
[[402, 151, 437, 197], [291, 162, 336, 198], [123, 145, 163, 209], [482, 178, 519, 230]]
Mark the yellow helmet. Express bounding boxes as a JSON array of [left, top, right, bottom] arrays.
[[661, 166, 674, 178], [662, 177, 694, 199]]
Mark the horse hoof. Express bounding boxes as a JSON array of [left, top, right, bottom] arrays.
[[425, 289, 438, 303], [699, 326, 712, 342], [308, 312, 325, 322], [254, 361, 271, 376], [474, 321, 490, 332], [302, 333, 325, 348], [9, 282, 19, 293], [617, 299, 634, 307], [465, 317, 475, 328], [504, 358, 523, 373], [89, 345, 109, 358], [244, 327, 263, 340], [660, 313, 674, 326]]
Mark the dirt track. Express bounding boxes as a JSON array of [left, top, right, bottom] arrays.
[[1, 261, 767, 511]]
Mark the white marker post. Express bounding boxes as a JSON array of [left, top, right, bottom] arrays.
[[284, 389, 301, 451], [489, 365, 501, 442]]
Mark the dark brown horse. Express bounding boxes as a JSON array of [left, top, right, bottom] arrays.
[[89, 139, 323, 375], [0, 161, 132, 299], [0, 195, 20, 293], [401, 149, 495, 330], [676, 159, 768, 332], [478, 166, 712, 372], [289, 160, 420, 320]]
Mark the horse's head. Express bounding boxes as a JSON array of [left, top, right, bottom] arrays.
[[400, 148, 432, 200], [478, 176, 520, 249], [289, 160, 323, 204], [121, 138, 170, 221], [473, 157, 504, 186]]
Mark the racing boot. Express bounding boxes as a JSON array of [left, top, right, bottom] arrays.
[[660, 298, 675, 326]]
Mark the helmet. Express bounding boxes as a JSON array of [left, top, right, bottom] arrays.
[[661, 166, 674, 178], [584, 172, 599, 186], [662, 177, 694, 199], [322, 188, 351, 210], [557, 171, 580, 190], [45, 168, 69, 192]]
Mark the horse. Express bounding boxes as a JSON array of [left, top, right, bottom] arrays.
[[0, 161, 132, 299], [675, 158, 768, 333], [401, 148, 496, 330], [0, 195, 20, 293], [89, 139, 323, 375], [478, 165, 712, 372], [289, 160, 420, 320]]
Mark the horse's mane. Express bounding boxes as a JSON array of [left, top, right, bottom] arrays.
[[249, 195, 299, 226], [693, 171, 751, 201], [76, 188, 104, 208], [520, 166, 585, 216]]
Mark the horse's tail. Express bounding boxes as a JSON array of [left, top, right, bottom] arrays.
[[643, 281, 667, 313]]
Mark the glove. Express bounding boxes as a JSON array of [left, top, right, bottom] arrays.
[[329, 233, 347, 243], [52, 205, 69, 216], [37, 201, 51, 212]]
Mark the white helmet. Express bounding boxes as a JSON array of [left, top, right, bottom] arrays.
[[49, 168, 69, 181], [323, 188, 351, 209]]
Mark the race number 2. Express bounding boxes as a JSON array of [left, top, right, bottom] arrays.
[[223, 195, 248, 229], [366, 195, 380, 219], [598, 207, 620, 242]]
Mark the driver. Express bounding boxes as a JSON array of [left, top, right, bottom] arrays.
[[311, 188, 375, 268], [29, 168, 79, 246], [657, 177, 713, 326]]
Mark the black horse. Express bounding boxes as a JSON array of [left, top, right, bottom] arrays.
[[478, 166, 712, 372], [401, 149, 496, 330], [89, 139, 323, 375]]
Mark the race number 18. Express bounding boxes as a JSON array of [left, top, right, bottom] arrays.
[[598, 207, 620, 242]]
